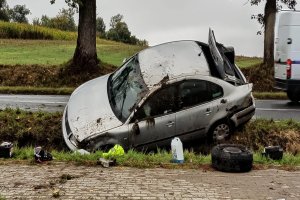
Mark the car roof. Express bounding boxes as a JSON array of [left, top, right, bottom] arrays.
[[138, 40, 211, 88]]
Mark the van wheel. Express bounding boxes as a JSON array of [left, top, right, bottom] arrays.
[[210, 120, 232, 143], [287, 90, 300, 102], [211, 144, 253, 172]]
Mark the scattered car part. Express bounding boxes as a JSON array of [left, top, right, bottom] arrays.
[[211, 144, 253, 172], [262, 146, 283, 160], [0, 142, 13, 158], [34, 146, 53, 163], [171, 137, 184, 163], [98, 158, 116, 168], [63, 29, 255, 152], [74, 149, 90, 155]]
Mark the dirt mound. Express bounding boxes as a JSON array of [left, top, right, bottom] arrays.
[[0, 63, 115, 88]]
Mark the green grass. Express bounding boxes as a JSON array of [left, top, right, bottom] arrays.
[[236, 56, 262, 68], [0, 39, 145, 67], [0, 86, 74, 95], [5, 146, 300, 168], [253, 92, 288, 100]]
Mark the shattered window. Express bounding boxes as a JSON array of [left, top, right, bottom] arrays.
[[109, 56, 149, 122], [135, 86, 177, 120], [179, 80, 211, 108]]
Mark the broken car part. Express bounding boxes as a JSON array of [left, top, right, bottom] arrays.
[[0, 142, 13, 158]]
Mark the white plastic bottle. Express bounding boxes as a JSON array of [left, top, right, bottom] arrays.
[[171, 137, 184, 163]]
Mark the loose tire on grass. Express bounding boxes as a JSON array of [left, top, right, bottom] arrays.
[[211, 144, 253, 172]]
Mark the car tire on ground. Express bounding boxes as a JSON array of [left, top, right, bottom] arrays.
[[287, 90, 300, 102], [211, 144, 253, 172], [210, 120, 232, 143]]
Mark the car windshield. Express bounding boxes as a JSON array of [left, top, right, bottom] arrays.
[[109, 56, 149, 122]]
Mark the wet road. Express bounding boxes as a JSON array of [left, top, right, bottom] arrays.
[[0, 94, 299, 121]]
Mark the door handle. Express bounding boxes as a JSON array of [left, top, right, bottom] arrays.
[[166, 121, 175, 127], [205, 108, 212, 115]]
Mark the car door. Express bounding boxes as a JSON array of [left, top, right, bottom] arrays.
[[175, 80, 214, 143], [208, 28, 236, 80], [128, 85, 178, 150]]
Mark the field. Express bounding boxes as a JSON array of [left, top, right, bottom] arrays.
[[0, 39, 145, 67], [0, 39, 260, 68]]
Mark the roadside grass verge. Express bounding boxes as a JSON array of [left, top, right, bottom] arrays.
[[0, 86, 74, 95], [253, 92, 287, 100], [4, 147, 300, 169], [1, 109, 300, 154]]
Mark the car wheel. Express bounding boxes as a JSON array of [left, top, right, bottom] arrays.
[[211, 121, 232, 143], [287, 90, 300, 102], [211, 144, 253, 172]]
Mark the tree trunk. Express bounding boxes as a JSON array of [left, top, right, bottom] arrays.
[[263, 0, 276, 68], [70, 0, 99, 74]]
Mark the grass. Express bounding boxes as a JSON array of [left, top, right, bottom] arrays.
[[1, 108, 300, 154], [236, 56, 262, 68], [0, 86, 74, 95], [0, 39, 145, 67], [253, 92, 287, 100], [3, 146, 300, 168]]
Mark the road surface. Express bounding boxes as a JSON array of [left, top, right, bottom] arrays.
[[0, 94, 299, 120]]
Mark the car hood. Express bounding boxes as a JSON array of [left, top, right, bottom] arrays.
[[67, 74, 123, 142]]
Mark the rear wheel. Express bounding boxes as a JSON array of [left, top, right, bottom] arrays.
[[210, 120, 232, 143], [287, 89, 300, 102]]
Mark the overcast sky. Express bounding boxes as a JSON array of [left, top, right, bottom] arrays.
[[7, 0, 299, 57]]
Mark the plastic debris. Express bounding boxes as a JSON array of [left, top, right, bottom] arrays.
[[171, 137, 184, 163], [74, 149, 90, 155], [262, 146, 283, 160], [98, 158, 116, 168], [102, 144, 124, 159], [34, 146, 53, 163], [0, 142, 13, 158]]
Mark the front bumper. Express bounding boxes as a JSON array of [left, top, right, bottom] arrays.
[[230, 105, 255, 127], [62, 106, 78, 151]]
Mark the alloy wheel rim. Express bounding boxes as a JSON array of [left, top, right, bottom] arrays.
[[213, 123, 230, 142]]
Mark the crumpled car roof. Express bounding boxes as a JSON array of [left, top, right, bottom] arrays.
[[138, 40, 210, 88]]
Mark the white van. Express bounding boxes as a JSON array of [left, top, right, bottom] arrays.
[[274, 10, 300, 102]]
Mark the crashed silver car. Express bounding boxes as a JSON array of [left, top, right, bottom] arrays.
[[62, 29, 255, 151]]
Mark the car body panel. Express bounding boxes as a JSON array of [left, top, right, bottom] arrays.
[[67, 74, 123, 142], [138, 41, 210, 88]]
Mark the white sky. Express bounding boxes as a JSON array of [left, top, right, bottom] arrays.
[[7, 0, 300, 57]]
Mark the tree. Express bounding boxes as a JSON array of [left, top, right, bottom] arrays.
[[251, 0, 297, 68], [9, 5, 30, 23], [51, 8, 76, 31], [96, 16, 106, 37], [107, 14, 131, 44], [51, 0, 99, 74], [0, 0, 10, 21]]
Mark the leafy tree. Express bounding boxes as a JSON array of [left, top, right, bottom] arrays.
[[51, 8, 76, 31], [96, 16, 106, 37], [0, 0, 10, 21], [251, 0, 297, 68], [9, 4, 30, 23], [107, 17, 131, 44], [51, 0, 99, 74]]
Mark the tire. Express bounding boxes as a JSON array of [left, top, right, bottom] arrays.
[[210, 120, 232, 143], [287, 90, 300, 102], [211, 144, 253, 172]]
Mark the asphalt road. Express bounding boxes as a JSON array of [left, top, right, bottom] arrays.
[[0, 94, 299, 121]]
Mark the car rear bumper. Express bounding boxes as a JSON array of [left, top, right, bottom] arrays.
[[274, 78, 300, 91], [230, 105, 255, 127]]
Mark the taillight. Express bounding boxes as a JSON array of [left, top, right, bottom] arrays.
[[287, 59, 292, 79]]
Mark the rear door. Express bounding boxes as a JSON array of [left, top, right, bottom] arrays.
[[208, 28, 236, 81]]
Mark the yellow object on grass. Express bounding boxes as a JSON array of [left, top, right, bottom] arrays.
[[102, 144, 125, 159]]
